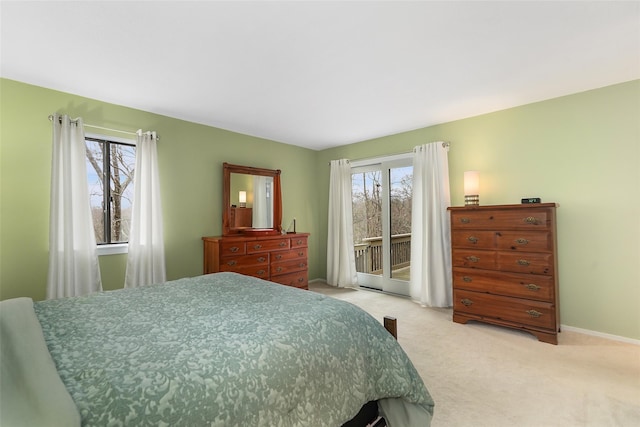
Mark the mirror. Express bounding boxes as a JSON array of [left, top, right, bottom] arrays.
[[229, 173, 274, 228], [223, 163, 282, 236]]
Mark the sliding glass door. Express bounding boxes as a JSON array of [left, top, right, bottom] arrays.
[[351, 156, 412, 296]]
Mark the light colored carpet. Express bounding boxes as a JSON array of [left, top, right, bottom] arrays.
[[309, 282, 640, 427]]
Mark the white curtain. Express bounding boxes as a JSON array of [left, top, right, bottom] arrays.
[[252, 175, 272, 228], [46, 114, 102, 299], [124, 130, 166, 287], [410, 142, 453, 307], [326, 159, 358, 287]]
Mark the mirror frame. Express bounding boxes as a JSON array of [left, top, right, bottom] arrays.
[[222, 162, 282, 236]]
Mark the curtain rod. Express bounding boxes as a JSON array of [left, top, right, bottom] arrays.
[[328, 141, 450, 165], [47, 115, 160, 140]]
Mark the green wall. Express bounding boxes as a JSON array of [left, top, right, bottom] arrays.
[[0, 78, 322, 300], [1, 78, 638, 340], [316, 80, 640, 340]]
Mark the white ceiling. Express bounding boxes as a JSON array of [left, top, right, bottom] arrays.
[[2, 1, 639, 150]]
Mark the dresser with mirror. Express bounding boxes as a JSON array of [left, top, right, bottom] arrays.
[[202, 163, 309, 290]]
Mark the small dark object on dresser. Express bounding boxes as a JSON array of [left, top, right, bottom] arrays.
[[521, 197, 541, 204]]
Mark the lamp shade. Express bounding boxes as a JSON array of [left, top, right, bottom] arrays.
[[464, 171, 480, 206], [238, 191, 247, 208], [464, 171, 480, 195]]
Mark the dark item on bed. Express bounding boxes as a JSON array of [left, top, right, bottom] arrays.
[[342, 400, 385, 427], [1, 272, 434, 427]]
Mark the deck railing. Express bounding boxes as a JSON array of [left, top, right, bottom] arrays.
[[354, 233, 411, 274]]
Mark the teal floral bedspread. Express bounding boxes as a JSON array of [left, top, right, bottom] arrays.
[[35, 272, 434, 426]]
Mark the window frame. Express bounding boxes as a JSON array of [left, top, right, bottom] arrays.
[[85, 132, 136, 256], [350, 152, 413, 296]]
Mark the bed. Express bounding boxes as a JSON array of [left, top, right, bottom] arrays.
[[1, 272, 434, 426]]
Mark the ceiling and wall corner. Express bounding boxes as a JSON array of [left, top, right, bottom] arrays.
[[1, 1, 638, 150]]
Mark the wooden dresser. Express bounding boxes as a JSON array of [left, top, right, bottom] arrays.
[[202, 233, 309, 290], [448, 204, 559, 344], [229, 207, 252, 228]]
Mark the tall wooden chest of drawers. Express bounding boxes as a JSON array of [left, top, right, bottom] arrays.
[[202, 233, 309, 290], [448, 204, 559, 344]]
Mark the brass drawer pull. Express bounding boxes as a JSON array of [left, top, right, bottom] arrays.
[[517, 259, 530, 266], [257, 257, 266, 263], [256, 269, 266, 275], [298, 252, 304, 256], [254, 244, 262, 250], [298, 277, 304, 282], [279, 241, 287, 247], [515, 238, 529, 245], [466, 256, 480, 263], [467, 236, 478, 244], [229, 246, 239, 253], [276, 267, 283, 273], [461, 298, 473, 307], [526, 310, 542, 318], [524, 283, 540, 291], [462, 276, 473, 282], [275, 254, 283, 260], [524, 216, 541, 225], [227, 260, 237, 266], [296, 239, 304, 245], [460, 218, 470, 224], [299, 263, 306, 267]]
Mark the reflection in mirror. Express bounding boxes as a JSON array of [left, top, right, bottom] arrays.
[[229, 173, 274, 229]]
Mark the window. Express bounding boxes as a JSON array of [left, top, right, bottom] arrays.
[[85, 134, 136, 247]]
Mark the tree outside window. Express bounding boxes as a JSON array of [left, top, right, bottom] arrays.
[[351, 168, 412, 244], [85, 137, 135, 244]]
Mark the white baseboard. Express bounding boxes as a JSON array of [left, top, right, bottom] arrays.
[[560, 324, 639, 345], [310, 278, 639, 345]]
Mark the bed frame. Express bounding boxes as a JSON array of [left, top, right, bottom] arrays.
[[383, 316, 397, 339]]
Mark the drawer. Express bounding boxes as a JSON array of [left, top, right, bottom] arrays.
[[223, 265, 269, 279], [291, 236, 308, 248], [220, 241, 246, 256], [451, 230, 496, 249], [219, 254, 269, 271], [497, 252, 553, 275], [247, 238, 290, 253], [453, 267, 553, 301], [271, 258, 308, 276], [452, 249, 496, 270], [451, 208, 552, 230], [454, 289, 555, 330], [271, 270, 308, 289], [272, 248, 307, 262], [496, 231, 552, 252]]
